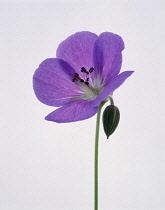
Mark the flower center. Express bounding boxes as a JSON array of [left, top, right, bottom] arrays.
[[72, 67, 94, 85], [72, 67, 103, 101]]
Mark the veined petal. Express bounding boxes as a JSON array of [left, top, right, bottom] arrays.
[[93, 32, 124, 82], [45, 100, 98, 123], [56, 31, 98, 73], [92, 71, 134, 107], [33, 58, 82, 107]]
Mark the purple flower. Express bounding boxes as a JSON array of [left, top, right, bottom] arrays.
[[33, 31, 133, 123]]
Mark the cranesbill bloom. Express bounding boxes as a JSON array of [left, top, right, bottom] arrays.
[[33, 31, 133, 123]]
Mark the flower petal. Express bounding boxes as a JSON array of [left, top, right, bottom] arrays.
[[92, 71, 134, 107], [56, 31, 98, 72], [45, 100, 98, 123], [33, 58, 82, 107], [93, 32, 124, 82]]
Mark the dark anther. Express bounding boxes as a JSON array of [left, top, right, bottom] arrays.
[[81, 67, 89, 74], [72, 69, 91, 85], [81, 67, 86, 72], [89, 67, 94, 73], [72, 78, 77, 82]]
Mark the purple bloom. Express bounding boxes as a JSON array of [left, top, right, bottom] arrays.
[[33, 31, 133, 123]]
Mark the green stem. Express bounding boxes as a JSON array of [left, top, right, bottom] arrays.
[[94, 100, 107, 210], [109, 96, 114, 105]]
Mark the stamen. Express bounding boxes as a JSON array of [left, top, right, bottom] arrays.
[[72, 67, 94, 85], [72, 73, 84, 83], [81, 67, 86, 72], [89, 67, 94, 73], [71, 66, 103, 101], [81, 67, 89, 74], [72, 78, 77, 82]]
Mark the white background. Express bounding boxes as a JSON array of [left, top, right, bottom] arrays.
[[1, 0, 165, 210]]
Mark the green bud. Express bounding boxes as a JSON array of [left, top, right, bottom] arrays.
[[102, 105, 120, 139]]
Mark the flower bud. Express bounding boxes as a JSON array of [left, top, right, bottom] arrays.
[[102, 105, 120, 139]]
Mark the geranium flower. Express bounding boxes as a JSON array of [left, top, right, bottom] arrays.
[[33, 31, 133, 123]]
